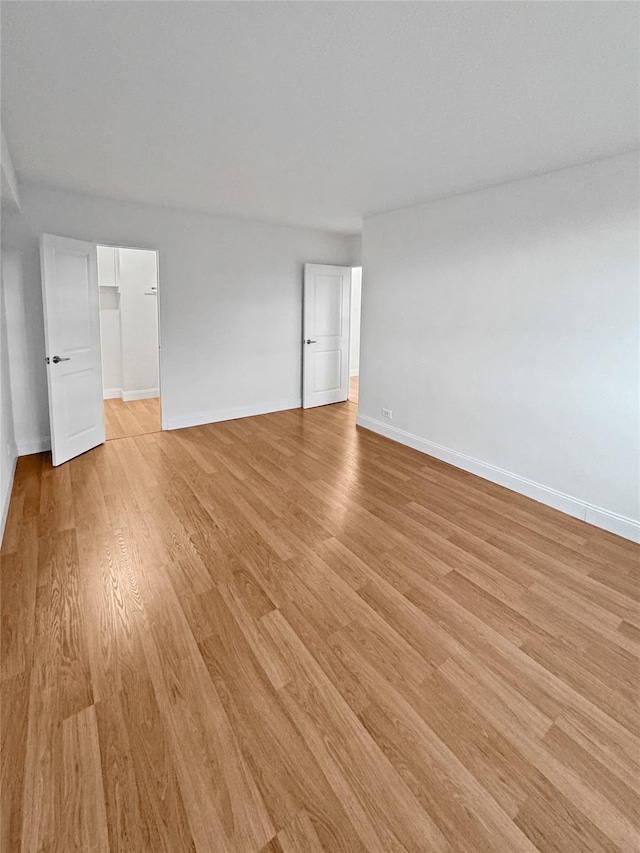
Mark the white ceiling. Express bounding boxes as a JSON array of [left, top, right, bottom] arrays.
[[2, 2, 638, 233]]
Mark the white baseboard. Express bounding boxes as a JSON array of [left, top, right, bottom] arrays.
[[103, 388, 122, 399], [122, 388, 159, 402], [356, 414, 640, 544], [583, 506, 640, 543], [0, 450, 18, 546], [166, 398, 301, 431], [350, 369, 360, 377], [104, 388, 159, 401], [17, 437, 51, 456]]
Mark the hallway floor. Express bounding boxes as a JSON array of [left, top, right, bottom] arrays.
[[349, 375, 359, 405], [104, 397, 161, 440]]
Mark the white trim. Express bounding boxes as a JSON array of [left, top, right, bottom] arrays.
[[103, 387, 160, 401], [122, 388, 159, 402], [350, 368, 359, 377], [98, 244, 163, 424], [583, 506, 640, 543], [356, 414, 640, 544], [166, 398, 301, 431], [103, 387, 123, 400], [17, 438, 51, 456], [0, 451, 18, 546]]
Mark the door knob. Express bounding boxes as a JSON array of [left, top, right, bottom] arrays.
[[304, 339, 317, 345], [51, 355, 71, 363]]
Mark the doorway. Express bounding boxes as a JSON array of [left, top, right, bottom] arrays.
[[97, 246, 161, 440], [301, 263, 362, 410], [349, 266, 362, 405]]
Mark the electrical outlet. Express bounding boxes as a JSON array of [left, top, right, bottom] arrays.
[[381, 407, 392, 420]]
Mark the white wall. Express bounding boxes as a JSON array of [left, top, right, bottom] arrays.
[[98, 286, 122, 395], [118, 248, 159, 399], [358, 152, 640, 541], [3, 183, 357, 447], [0, 233, 38, 457], [1, 130, 21, 212], [0, 261, 17, 542], [98, 247, 159, 399], [347, 234, 362, 266], [349, 267, 362, 376]]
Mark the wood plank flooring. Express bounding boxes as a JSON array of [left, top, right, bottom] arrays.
[[1, 395, 639, 852], [104, 397, 161, 440], [349, 375, 359, 405]]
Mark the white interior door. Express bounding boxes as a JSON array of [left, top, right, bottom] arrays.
[[302, 264, 351, 408], [40, 233, 105, 466]]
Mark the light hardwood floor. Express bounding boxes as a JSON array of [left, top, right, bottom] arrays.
[[2, 395, 639, 852], [349, 374, 359, 404], [104, 396, 161, 440]]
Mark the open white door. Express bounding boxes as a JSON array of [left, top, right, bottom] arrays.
[[302, 264, 351, 408], [40, 233, 105, 466]]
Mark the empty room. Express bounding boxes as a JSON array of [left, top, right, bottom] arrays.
[[1, 2, 639, 852]]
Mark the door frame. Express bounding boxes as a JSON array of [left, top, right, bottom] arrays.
[[300, 264, 362, 407], [301, 263, 352, 409], [96, 242, 165, 430], [348, 266, 362, 380]]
